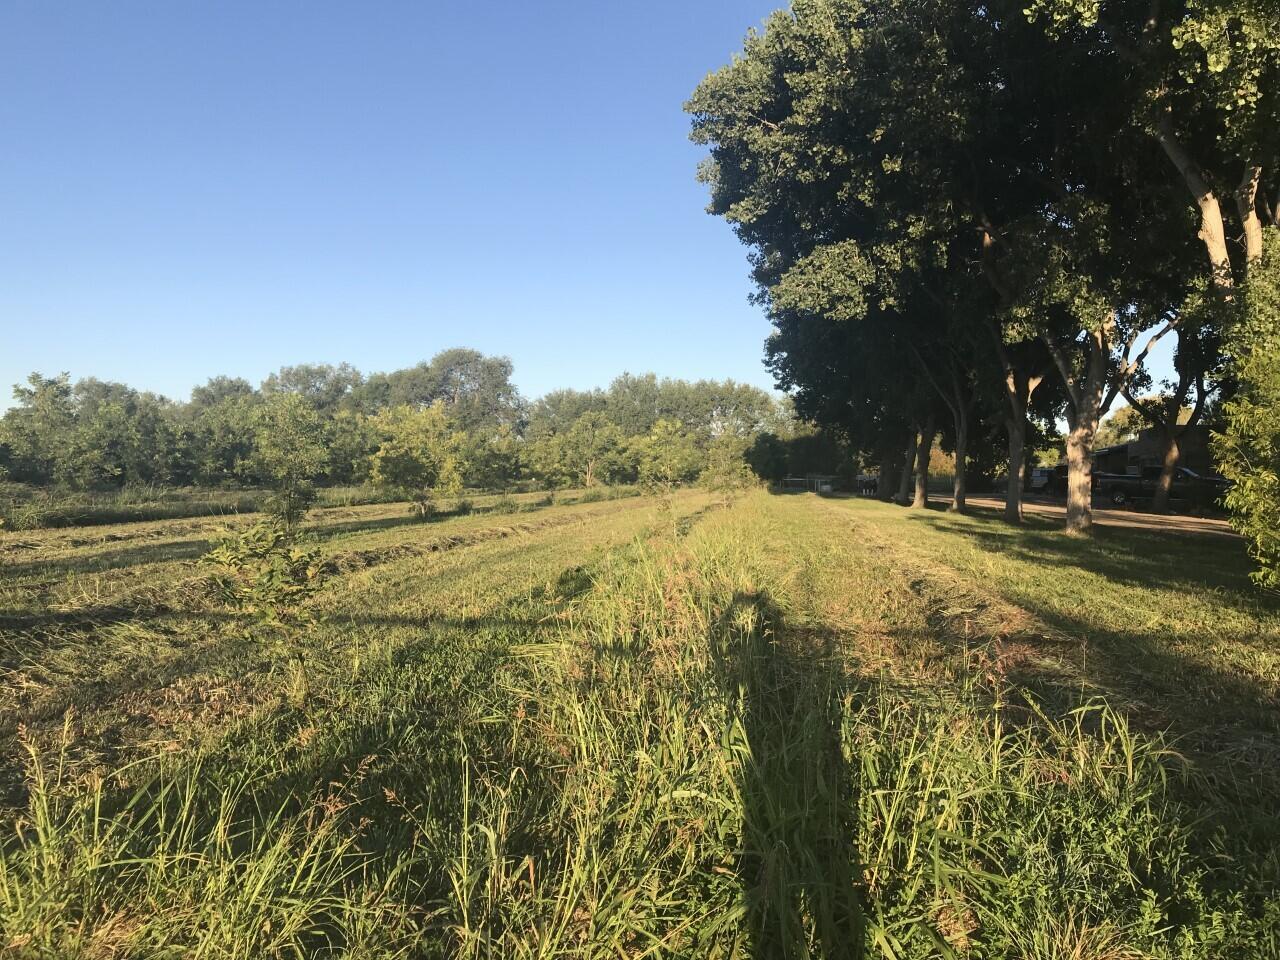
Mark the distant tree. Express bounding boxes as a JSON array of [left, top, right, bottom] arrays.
[[326, 410, 376, 485], [0, 373, 77, 485], [368, 402, 465, 517], [261, 363, 363, 416], [604, 373, 665, 436], [247, 392, 329, 532], [358, 350, 522, 431], [633, 419, 703, 488], [530, 412, 628, 488], [1095, 406, 1150, 449], [525, 388, 609, 440], [746, 433, 789, 484], [1096, 398, 1200, 452], [703, 432, 757, 493], [191, 393, 259, 486], [189, 375, 255, 411], [463, 424, 522, 490]]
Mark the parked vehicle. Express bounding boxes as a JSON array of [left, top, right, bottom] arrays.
[[1093, 466, 1230, 509]]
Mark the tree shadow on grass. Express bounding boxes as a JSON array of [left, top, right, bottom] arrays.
[[1, 537, 216, 580], [0, 606, 559, 808], [899, 510, 1280, 789], [711, 591, 864, 960]]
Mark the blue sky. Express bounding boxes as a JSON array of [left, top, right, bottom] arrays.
[[0, 1, 782, 405]]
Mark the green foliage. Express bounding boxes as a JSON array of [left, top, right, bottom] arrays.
[[462, 423, 521, 489], [702, 432, 757, 493], [0, 357, 792, 513], [201, 519, 326, 705], [260, 361, 362, 415], [746, 432, 790, 482], [1214, 229, 1280, 588], [0, 373, 76, 485], [325, 409, 376, 484], [632, 419, 704, 488], [529, 411, 631, 488], [247, 392, 328, 531], [368, 401, 465, 517], [202, 521, 326, 627], [354, 348, 523, 431], [1094, 404, 1149, 448]]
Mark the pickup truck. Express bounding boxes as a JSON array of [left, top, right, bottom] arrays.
[[1093, 466, 1230, 508]]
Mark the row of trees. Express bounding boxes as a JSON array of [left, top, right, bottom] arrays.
[[0, 349, 851, 502], [689, 0, 1279, 581]]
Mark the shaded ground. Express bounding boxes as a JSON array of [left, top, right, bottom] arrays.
[[964, 494, 1239, 538]]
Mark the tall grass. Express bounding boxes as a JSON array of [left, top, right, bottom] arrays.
[[1, 493, 1276, 957]]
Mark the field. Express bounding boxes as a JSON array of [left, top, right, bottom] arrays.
[[0, 483, 574, 530], [2, 490, 1278, 958]]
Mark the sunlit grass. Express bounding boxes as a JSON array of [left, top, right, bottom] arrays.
[[1, 491, 1277, 957]]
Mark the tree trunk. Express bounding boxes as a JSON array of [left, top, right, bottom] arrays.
[[876, 453, 896, 500], [1151, 429, 1181, 514], [1156, 119, 1235, 297], [951, 411, 968, 514], [912, 415, 935, 509], [1064, 421, 1096, 536], [1005, 416, 1026, 524], [896, 432, 916, 505], [1044, 322, 1112, 537], [1237, 163, 1265, 267]]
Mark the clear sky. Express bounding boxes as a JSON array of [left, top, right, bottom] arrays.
[[0, 1, 782, 406]]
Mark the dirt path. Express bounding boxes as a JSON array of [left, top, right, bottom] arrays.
[[956, 495, 1239, 538]]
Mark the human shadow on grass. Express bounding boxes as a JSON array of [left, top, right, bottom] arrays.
[[711, 591, 864, 960]]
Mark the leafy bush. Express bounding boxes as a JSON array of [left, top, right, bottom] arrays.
[[368, 402, 465, 519], [489, 494, 520, 515], [201, 520, 326, 706], [246, 393, 329, 533], [1214, 229, 1280, 589]]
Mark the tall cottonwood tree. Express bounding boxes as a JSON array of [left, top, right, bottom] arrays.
[[690, 0, 1244, 534], [1027, 0, 1280, 295], [1017, 0, 1278, 527], [687, 0, 1083, 522]]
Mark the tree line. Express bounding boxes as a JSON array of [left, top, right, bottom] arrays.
[[688, 0, 1280, 584], [0, 348, 850, 504]]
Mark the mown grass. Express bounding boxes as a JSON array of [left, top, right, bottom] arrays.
[[1, 491, 1277, 957], [0, 482, 636, 530]]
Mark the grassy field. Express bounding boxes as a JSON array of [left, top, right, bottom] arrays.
[[1, 490, 1278, 957], [0, 482, 614, 530]]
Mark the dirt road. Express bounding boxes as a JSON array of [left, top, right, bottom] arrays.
[[962, 495, 1239, 538]]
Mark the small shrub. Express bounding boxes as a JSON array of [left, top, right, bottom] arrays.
[[490, 494, 520, 515], [410, 497, 438, 520], [201, 520, 326, 707], [263, 480, 317, 534]]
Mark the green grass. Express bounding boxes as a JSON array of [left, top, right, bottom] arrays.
[[1, 491, 1277, 957], [0, 482, 638, 530]]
